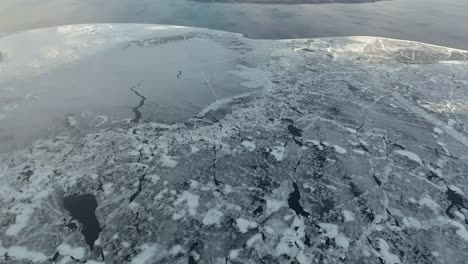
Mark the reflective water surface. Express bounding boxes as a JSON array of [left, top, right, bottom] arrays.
[[0, 0, 468, 49]]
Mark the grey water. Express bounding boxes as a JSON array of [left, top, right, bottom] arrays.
[[0, 0, 467, 49]]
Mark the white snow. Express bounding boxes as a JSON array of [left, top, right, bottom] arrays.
[[445, 217, 468, 241], [448, 185, 465, 195], [275, 217, 308, 260], [318, 223, 350, 249], [160, 155, 178, 168], [418, 196, 441, 213], [95, 115, 108, 127], [5, 205, 34, 236], [402, 217, 423, 229], [223, 184, 233, 194], [173, 191, 199, 216], [342, 210, 356, 222], [0, 242, 48, 262], [148, 174, 160, 184], [433, 127, 444, 134], [131, 244, 164, 264], [270, 145, 285, 161], [352, 149, 366, 155], [103, 183, 114, 195], [266, 199, 286, 214], [335, 235, 350, 249], [394, 150, 422, 165], [319, 223, 339, 237], [57, 243, 86, 260], [333, 145, 347, 154], [377, 238, 401, 264], [202, 209, 224, 226], [229, 249, 241, 259], [241, 140, 256, 151], [66, 115, 79, 128], [169, 245, 185, 256], [246, 233, 262, 247], [236, 218, 258, 233], [154, 188, 168, 201]]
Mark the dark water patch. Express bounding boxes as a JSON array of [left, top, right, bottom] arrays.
[[288, 124, 303, 137], [347, 84, 359, 92], [349, 182, 363, 197], [281, 118, 294, 124], [426, 170, 444, 184], [18, 166, 33, 182], [445, 187, 467, 219], [253, 205, 264, 215], [63, 194, 101, 249], [288, 181, 310, 217], [304, 234, 311, 247]]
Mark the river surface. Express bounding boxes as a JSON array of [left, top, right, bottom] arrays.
[[0, 0, 467, 49]]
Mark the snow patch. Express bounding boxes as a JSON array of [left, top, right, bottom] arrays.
[[229, 249, 241, 259], [236, 218, 258, 233], [241, 140, 256, 151], [169, 245, 185, 256], [342, 210, 355, 222], [161, 155, 178, 168], [270, 145, 285, 161], [418, 196, 441, 213], [352, 149, 366, 155], [266, 199, 286, 214], [131, 244, 164, 264], [333, 145, 347, 154], [5, 205, 35, 236], [377, 238, 401, 264], [57, 243, 86, 260], [275, 217, 310, 261], [174, 191, 199, 216], [433, 127, 444, 134], [246, 233, 262, 247], [202, 209, 224, 226], [0, 241, 48, 262], [318, 223, 350, 249], [394, 150, 422, 165]]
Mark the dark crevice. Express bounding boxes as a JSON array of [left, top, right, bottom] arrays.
[[129, 174, 146, 203], [304, 234, 311, 247], [290, 106, 304, 115], [130, 82, 146, 123], [288, 181, 310, 217], [63, 194, 101, 249], [50, 252, 60, 262], [373, 175, 382, 187], [293, 160, 301, 172], [212, 145, 223, 186]]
